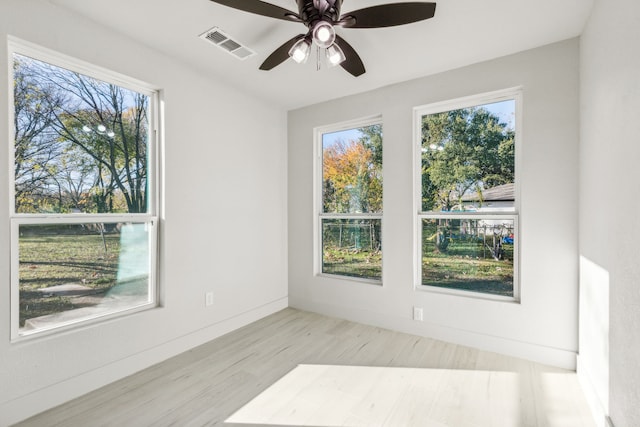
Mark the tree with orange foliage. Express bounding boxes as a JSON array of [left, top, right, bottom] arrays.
[[323, 136, 382, 214]]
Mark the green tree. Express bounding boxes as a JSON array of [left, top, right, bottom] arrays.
[[323, 125, 383, 214], [13, 55, 149, 214], [421, 107, 514, 211], [13, 57, 65, 212], [358, 124, 383, 167], [421, 106, 514, 253]]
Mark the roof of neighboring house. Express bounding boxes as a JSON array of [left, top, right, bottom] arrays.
[[460, 183, 515, 202]]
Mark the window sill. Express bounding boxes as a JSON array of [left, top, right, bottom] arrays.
[[317, 273, 383, 287], [416, 284, 520, 303]]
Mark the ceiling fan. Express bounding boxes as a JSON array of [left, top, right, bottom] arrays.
[[209, 0, 437, 77]]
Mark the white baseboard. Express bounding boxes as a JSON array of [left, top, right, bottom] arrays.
[[291, 299, 577, 370], [577, 355, 611, 427], [0, 297, 288, 427]]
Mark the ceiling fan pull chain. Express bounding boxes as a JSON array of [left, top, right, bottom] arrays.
[[317, 45, 321, 71]]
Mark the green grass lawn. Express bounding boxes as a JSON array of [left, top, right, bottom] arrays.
[[322, 237, 514, 297], [19, 232, 122, 326], [422, 238, 514, 296], [323, 247, 382, 281], [20, 233, 121, 290], [422, 252, 513, 296]]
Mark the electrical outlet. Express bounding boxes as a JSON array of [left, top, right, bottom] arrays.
[[205, 292, 214, 307], [413, 307, 423, 321]]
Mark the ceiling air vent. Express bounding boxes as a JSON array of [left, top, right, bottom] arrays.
[[200, 27, 256, 61]]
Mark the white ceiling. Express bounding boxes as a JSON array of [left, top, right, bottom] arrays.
[[51, 0, 594, 110]]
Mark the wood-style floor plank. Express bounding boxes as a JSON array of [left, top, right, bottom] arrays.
[[15, 308, 595, 427]]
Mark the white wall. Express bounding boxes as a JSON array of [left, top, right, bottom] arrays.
[[289, 39, 580, 369], [0, 1, 288, 425], [580, 0, 640, 426]]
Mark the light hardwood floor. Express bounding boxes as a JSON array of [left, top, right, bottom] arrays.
[[16, 308, 595, 427]]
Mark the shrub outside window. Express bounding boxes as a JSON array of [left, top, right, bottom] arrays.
[[315, 118, 383, 283], [415, 89, 520, 300], [9, 41, 159, 338]]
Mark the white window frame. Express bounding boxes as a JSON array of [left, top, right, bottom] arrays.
[[8, 37, 161, 340], [413, 88, 522, 302], [313, 115, 383, 285]]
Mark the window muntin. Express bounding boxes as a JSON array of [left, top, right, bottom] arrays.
[[316, 120, 383, 282], [415, 90, 520, 299], [10, 43, 159, 338]]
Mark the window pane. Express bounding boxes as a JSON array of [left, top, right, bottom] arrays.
[[422, 218, 514, 296], [13, 53, 149, 214], [322, 125, 382, 214], [421, 100, 515, 212], [18, 222, 152, 332], [322, 218, 382, 281]]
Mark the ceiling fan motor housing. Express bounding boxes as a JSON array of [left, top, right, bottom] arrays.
[[297, 0, 341, 28]]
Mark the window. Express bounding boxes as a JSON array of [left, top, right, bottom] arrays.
[[414, 89, 520, 300], [315, 117, 383, 283], [9, 41, 159, 338]]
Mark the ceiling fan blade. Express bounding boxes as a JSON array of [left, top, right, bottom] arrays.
[[260, 34, 307, 71], [338, 2, 436, 28], [335, 35, 365, 77], [209, 0, 301, 22]]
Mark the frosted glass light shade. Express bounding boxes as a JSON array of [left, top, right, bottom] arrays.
[[289, 38, 311, 64], [326, 43, 346, 67]]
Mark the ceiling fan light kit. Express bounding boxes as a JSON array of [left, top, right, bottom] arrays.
[[289, 38, 312, 63], [209, 0, 436, 77], [326, 43, 346, 66], [312, 21, 336, 48]]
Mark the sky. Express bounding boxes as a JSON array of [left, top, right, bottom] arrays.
[[322, 127, 363, 149], [483, 99, 516, 130]]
